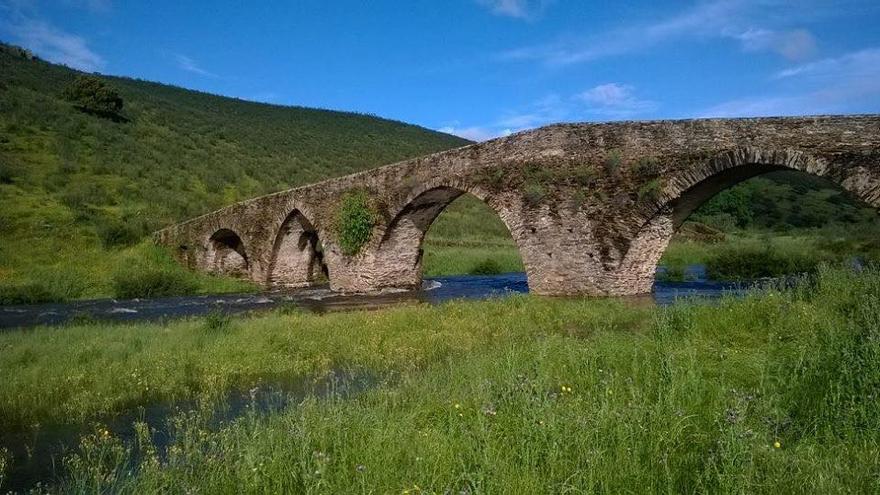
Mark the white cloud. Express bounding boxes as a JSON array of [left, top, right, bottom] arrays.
[[501, 0, 819, 65], [174, 54, 217, 77], [2, 17, 104, 71], [699, 47, 880, 117], [476, 0, 550, 19], [576, 83, 657, 118], [774, 47, 880, 80], [732, 28, 816, 61], [441, 84, 657, 141], [438, 125, 511, 142]]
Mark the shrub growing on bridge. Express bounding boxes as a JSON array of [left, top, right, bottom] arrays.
[[335, 190, 376, 255]]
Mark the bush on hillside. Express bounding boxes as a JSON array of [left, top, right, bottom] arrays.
[[111, 245, 200, 299], [0, 268, 89, 304], [62, 75, 124, 118]]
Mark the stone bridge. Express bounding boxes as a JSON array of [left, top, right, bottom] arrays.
[[155, 115, 880, 296]]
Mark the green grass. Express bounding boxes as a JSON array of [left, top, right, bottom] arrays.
[[1, 266, 878, 492], [0, 242, 255, 304], [423, 194, 524, 276], [0, 43, 468, 301], [659, 226, 880, 281]]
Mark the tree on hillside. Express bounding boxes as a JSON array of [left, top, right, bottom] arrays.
[[62, 75, 125, 119]]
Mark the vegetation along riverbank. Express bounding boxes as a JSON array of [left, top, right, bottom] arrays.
[[0, 265, 878, 492]]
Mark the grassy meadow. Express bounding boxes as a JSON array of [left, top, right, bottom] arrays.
[[0, 266, 878, 492]]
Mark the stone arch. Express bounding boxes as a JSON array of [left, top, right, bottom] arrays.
[[266, 209, 328, 287], [369, 181, 527, 290], [616, 147, 880, 293], [207, 228, 249, 277]]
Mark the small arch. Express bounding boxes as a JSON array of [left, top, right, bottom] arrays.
[[373, 185, 526, 289], [207, 229, 249, 277], [266, 209, 328, 287]]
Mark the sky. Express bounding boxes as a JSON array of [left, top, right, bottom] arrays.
[[2, 0, 879, 141]]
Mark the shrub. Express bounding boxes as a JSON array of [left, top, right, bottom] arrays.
[[632, 156, 660, 177], [62, 75, 124, 118], [0, 281, 62, 305], [0, 268, 89, 304], [96, 216, 151, 248], [335, 190, 376, 256], [523, 182, 546, 206], [204, 310, 232, 332], [111, 245, 200, 299], [112, 266, 198, 299], [478, 167, 506, 190], [571, 164, 597, 187], [638, 178, 663, 201], [706, 245, 821, 280], [603, 150, 622, 175], [469, 258, 503, 275]]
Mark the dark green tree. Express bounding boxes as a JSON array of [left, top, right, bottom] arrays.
[[62, 75, 124, 117]]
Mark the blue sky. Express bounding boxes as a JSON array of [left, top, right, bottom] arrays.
[[2, 0, 880, 141]]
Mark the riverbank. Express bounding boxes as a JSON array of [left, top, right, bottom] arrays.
[[0, 266, 878, 492]]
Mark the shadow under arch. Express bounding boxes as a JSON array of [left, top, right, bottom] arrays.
[[373, 184, 526, 290], [266, 209, 328, 287], [619, 147, 880, 292], [207, 228, 249, 277]]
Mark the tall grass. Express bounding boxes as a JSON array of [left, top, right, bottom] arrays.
[[660, 227, 880, 281], [1, 267, 878, 492]]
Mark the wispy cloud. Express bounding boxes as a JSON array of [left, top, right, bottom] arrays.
[[699, 47, 880, 117], [502, 0, 818, 65], [1, 17, 105, 71], [476, 0, 550, 20], [440, 83, 657, 141], [774, 47, 880, 80], [63, 0, 112, 13], [576, 83, 657, 118], [174, 54, 217, 77], [733, 28, 816, 61], [438, 125, 511, 141]]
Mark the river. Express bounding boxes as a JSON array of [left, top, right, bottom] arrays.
[[0, 266, 751, 330]]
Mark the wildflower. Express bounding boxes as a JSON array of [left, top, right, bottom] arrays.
[[454, 403, 461, 409], [774, 441, 781, 449], [356, 464, 366, 473]]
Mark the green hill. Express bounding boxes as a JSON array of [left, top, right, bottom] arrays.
[[0, 42, 469, 303]]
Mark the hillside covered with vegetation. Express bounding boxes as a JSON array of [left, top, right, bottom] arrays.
[[0, 43, 468, 303]]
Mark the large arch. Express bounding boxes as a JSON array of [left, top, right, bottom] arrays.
[[266, 209, 327, 287], [369, 184, 527, 290], [617, 147, 880, 292], [206, 228, 249, 277]]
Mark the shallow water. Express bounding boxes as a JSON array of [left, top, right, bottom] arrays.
[[1, 369, 379, 493], [0, 266, 752, 330]]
